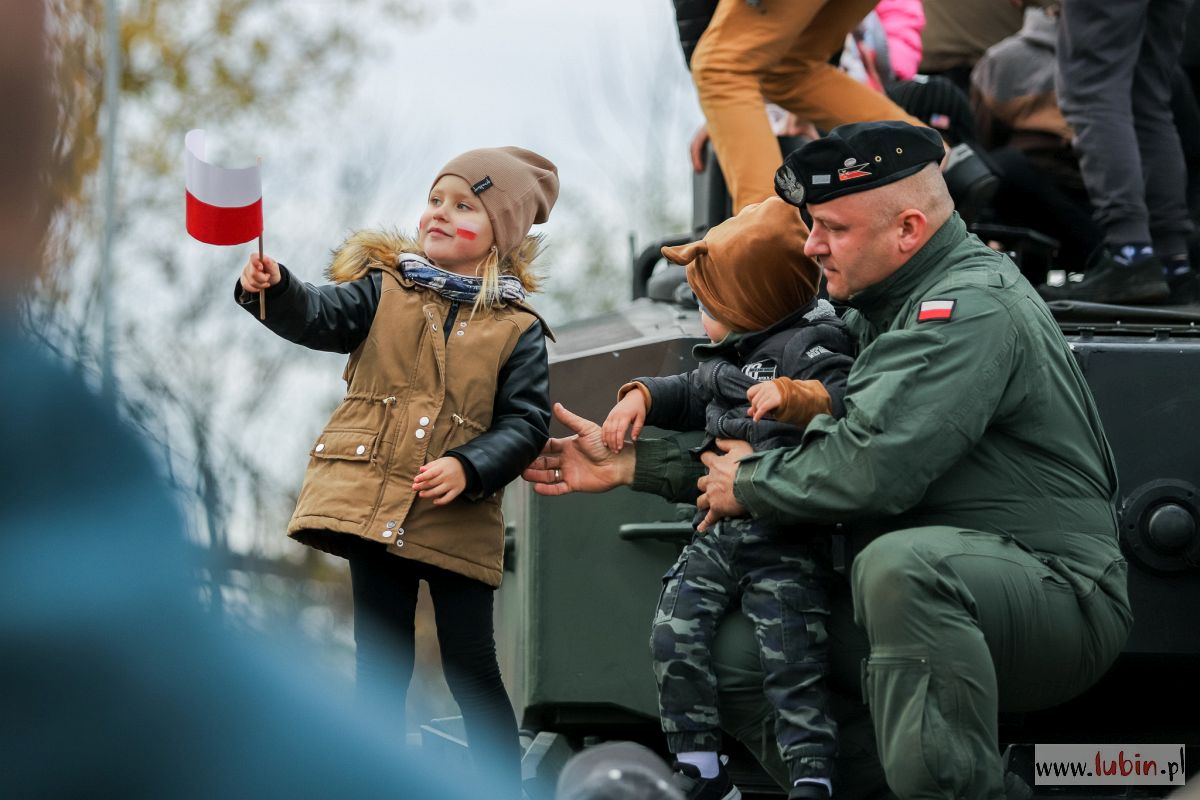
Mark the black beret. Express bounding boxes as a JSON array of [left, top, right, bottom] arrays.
[[775, 120, 945, 207]]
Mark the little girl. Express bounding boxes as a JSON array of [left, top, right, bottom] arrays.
[[236, 147, 558, 798]]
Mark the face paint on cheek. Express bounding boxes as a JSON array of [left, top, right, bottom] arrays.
[[455, 222, 480, 241]]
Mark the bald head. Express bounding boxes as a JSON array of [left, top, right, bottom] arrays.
[[804, 162, 957, 300], [871, 163, 955, 232]]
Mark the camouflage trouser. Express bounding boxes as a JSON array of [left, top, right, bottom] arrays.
[[650, 518, 837, 784]]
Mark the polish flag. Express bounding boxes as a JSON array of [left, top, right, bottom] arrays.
[[917, 299, 956, 322], [184, 129, 262, 246]]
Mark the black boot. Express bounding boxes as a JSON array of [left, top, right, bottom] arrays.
[[1167, 265, 1199, 304], [1001, 745, 1034, 800], [1039, 249, 1170, 304]]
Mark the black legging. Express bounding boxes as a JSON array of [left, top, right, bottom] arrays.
[[345, 539, 519, 798]]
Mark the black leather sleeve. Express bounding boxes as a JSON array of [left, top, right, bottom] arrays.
[[447, 321, 551, 500], [234, 266, 381, 354]]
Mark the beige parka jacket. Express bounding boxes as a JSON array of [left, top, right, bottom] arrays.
[[237, 231, 552, 587]]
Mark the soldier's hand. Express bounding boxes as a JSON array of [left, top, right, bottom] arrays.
[[523, 403, 635, 496], [240, 251, 280, 293], [602, 391, 647, 452], [696, 438, 752, 531]]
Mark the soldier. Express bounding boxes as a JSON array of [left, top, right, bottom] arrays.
[[525, 120, 1132, 800]]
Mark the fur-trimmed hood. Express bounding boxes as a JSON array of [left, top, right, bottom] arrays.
[[326, 228, 544, 294]]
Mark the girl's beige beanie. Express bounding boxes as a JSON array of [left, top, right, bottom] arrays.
[[434, 146, 559, 258]]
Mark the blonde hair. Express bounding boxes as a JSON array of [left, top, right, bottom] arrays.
[[326, 228, 545, 313], [469, 233, 545, 313]]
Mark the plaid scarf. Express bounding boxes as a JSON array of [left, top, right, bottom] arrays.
[[397, 255, 526, 304]]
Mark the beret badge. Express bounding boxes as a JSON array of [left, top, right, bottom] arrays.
[[774, 161, 805, 206]]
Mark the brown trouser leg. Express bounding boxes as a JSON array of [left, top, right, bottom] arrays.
[[691, 0, 922, 211]]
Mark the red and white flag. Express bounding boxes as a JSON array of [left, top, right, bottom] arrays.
[[917, 299, 956, 322], [184, 129, 262, 246]]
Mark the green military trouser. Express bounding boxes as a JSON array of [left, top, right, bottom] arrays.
[[712, 526, 1132, 800]]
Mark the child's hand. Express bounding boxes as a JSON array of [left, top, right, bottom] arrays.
[[413, 456, 467, 506], [602, 391, 647, 452], [240, 251, 281, 293], [747, 380, 783, 422]]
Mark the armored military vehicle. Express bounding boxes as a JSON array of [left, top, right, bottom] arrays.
[[491, 146, 1200, 799]]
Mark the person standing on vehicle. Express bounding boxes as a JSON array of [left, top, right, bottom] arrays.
[[236, 147, 558, 799], [525, 121, 1132, 799], [1050, 0, 1195, 304], [677, 0, 924, 213]]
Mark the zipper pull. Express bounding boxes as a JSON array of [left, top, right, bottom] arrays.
[[452, 413, 464, 425]]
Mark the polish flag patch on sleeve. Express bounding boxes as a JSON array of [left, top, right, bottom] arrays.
[[917, 299, 956, 322]]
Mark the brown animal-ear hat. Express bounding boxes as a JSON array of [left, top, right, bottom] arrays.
[[661, 197, 820, 332], [434, 146, 559, 258]]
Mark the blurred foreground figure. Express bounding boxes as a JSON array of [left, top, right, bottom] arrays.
[[0, 5, 475, 797]]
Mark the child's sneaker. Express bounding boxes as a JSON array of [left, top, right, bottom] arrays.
[[669, 761, 742, 800]]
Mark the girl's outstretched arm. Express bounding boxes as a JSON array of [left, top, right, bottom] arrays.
[[234, 260, 381, 354]]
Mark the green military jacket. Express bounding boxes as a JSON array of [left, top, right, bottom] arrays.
[[634, 214, 1126, 597]]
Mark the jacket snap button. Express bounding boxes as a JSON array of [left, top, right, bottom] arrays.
[[459, 322, 466, 328], [381, 530, 392, 538], [415, 429, 426, 439], [431, 324, 438, 331], [396, 540, 405, 548], [386, 520, 396, 529], [355, 444, 366, 455], [315, 443, 325, 452], [419, 416, 430, 426], [397, 528, 405, 536], [456, 330, 464, 336]]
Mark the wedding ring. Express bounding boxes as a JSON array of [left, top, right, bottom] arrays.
[[554, 469, 562, 482]]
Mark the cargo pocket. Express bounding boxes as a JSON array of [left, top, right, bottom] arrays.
[[653, 553, 689, 625], [294, 425, 384, 528], [863, 651, 969, 799], [779, 583, 830, 664], [1072, 558, 1133, 687], [310, 428, 379, 462]]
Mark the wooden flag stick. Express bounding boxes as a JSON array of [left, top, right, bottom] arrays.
[[257, 155, 266, 320], [258, 233, 267, 320]]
